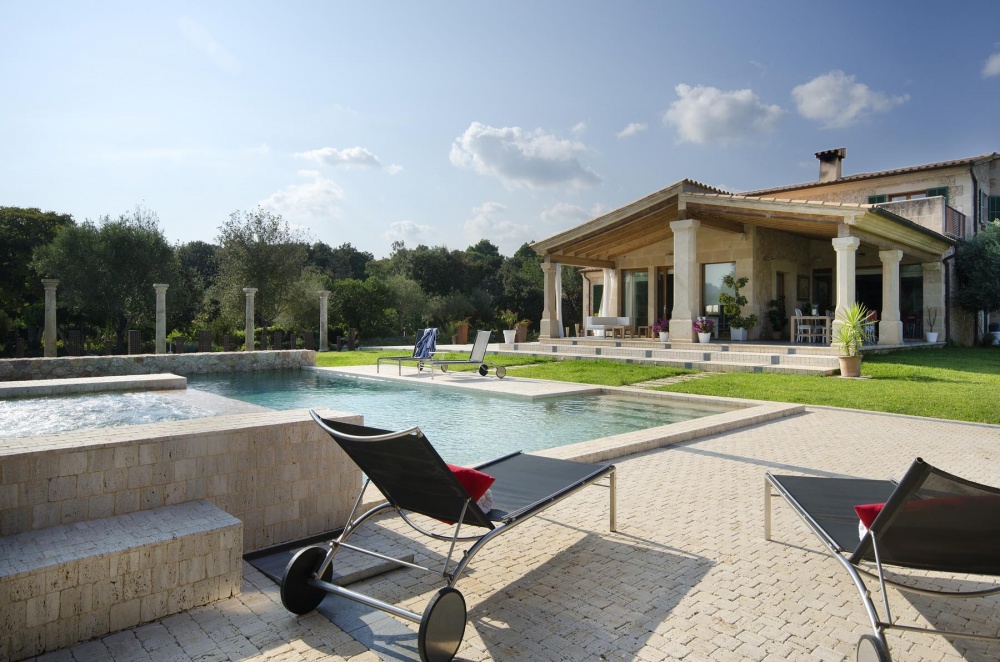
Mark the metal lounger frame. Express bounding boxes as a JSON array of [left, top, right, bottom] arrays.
[[280, 411, 616, 662], [764, 458, 1000, 661], [418, 330, 505, 379]]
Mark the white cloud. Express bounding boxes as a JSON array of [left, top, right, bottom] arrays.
[[792, 70, 909, 128], [296, 146, 382, 168], [449, 122, 603, 190], [571, 121, 587, 135], [178, 17, 241, 75], [382, 220, 432, 244], [385, 163, 403, 175], [539, 201, 605, 225], [617, 122, 647, 138], [664, 84, 784, 145], [259, 170, 344, 220], [463, 202, 535, 250], [983, 52, 1000, 78]]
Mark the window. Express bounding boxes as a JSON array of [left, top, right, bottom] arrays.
[[989, 196, 1000, 224], [703, 263, 735, 332], [867, 194, 887, 204], [592, 283, 604, 315], [926, 187, 949, 202], [869, 188, 948, 203], [623, 269, 649, 328]]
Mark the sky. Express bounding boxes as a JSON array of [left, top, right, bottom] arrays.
[[2, 1, 999, 259]]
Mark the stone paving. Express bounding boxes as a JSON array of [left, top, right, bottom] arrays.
[[27, 405, 1000, 661]]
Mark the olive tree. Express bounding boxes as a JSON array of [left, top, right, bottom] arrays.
[[955, 220, 1000, 340]]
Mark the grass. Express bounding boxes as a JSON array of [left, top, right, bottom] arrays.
[[657, 346, 1000, 424], [314, 345, 1000, 425]]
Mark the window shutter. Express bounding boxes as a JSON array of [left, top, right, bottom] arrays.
[[926, 187, 949, 202], [867, 194, 887, 204]]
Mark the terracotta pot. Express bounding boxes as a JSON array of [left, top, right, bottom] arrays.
[[838, 355, 862, 378]]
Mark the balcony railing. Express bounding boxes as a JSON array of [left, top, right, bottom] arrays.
[[945, 206, 966, 238]]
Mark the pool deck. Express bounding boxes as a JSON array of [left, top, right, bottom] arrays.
[[0, 374, 187, 399], [22, 380, 1000, 661]]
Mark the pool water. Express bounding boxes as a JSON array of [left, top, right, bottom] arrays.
[[0, 392, 215, 440], [187, 370, 731, 465]]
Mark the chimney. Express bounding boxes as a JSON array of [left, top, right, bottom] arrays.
[[815, 148, 847, 183]]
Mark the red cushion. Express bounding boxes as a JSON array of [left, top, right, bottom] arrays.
[[854, 502, 884, 528], [447, 464, 495, 501]]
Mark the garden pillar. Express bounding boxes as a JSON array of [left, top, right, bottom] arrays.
[[877, 251, 902, 345], [831, 236, 860, 346], [669, 218, 700, 342], [42, 278, 59, 358], [318, 290, 330, 351], [154, 283, 169, 354], [539, 260, 559, 339], [922, 261, 945, 342], [243, 288, 257, 351]]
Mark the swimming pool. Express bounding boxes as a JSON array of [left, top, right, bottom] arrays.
[[0, 391, 216, 440], [187, 370, 732, 465]]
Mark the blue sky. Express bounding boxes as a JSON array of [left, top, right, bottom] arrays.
[[3, 1, 998, 258]]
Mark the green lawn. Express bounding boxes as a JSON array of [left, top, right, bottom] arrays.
[[314, 346, 1000, 425]]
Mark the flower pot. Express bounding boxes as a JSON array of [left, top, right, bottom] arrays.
[[730, 328, 747, 342], [455, 323, 469, 345], [502, 329, 517, 344], [658, 331, 669, 342], [698, 332, 711, 343], [993, 331, 1000, 346], [925, 332, 939, 343], [838, 355, 862, 378], [770, 330, 782, 341]]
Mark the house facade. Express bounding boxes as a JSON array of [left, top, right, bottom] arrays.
[[530, 149, 999, 346]]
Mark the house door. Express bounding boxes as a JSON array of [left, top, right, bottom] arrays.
[[623, 270, 649, 328], [656, 267, 673, 323]]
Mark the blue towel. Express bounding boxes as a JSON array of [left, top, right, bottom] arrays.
[[413, 328, 438, 358]]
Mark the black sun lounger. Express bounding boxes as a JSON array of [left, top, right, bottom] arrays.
[[281, 411, 616, 662], [764, 458, 1000, 661], [418, 329, 506, 379]]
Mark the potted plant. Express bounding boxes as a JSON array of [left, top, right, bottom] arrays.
[[765, 298, 787, 341], [719, 274, 758, 342], [694, 317, 714, 343], [651, 318, 669, 342], [454, 318, 470, 345], [833, 302, 868, 378], [514, 318, 532, 343], [498, 309, 518, 344], [924, 307, 939, 343]]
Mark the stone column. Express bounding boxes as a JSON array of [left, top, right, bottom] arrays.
[[42, 279, 59, 358], [318, 290, 331, 351], [154, 283, 169, 354], [581, 272, 592, 330], [243, 288, 257, 351], [538, 260, 559, 339], [877, 251, 903, 345], [669, 219, 700, 342], [831, 236, 861, 344], [923, 261, 946, 342]]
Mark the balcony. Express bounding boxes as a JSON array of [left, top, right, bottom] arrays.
[[877, 198, 967, 238]]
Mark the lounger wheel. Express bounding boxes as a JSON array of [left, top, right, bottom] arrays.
[[280, 545, 332, 615], [495, 366, 506, 379], [439, 364, 448, 373], [478, 364, 488, 376], [418, 587, 466, 662], [856, 634, 891, 662]]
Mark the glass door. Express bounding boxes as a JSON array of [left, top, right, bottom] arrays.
[[623, 270, 649, 329]]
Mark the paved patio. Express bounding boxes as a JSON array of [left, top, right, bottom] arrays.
[[27, 403, 1000, 661]]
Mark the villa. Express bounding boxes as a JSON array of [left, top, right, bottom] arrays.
[[531, 149, 1000, 346]]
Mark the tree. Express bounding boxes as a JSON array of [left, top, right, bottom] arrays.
[[307, 241, 374, 280], [32, 206, 178, 344], [385, 275, 427, 335], [213, 208, 308, 327], [955, 221, 1000, 339], [498, 243, 544, 324], [330, 278, 396, 338], [0, 206, 74, 319]]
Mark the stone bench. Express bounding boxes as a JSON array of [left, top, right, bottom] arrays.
[[585, 316, 632, 338], [0, 500, 242, 661]]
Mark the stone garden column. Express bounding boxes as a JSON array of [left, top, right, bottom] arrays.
[[539, 260, 559, 339], [318, 290, 330, 351], [243, 288, 257, 351], [42, 278, 59, 358], [877, 251, 903, 345], [831, 236, 861, 345], [154, 283, 169, 354], [669, 218, 700, 342]]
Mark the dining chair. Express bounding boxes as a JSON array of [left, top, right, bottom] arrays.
[[793, 308, 813, 343]]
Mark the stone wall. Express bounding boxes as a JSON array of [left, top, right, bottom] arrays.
[[0, 408, 362, 552], [0, 349, 316, 382]]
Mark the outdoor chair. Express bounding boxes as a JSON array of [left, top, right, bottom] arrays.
[[281, 412, 617, 662], [764, 458, 1000, 661], [418, 329, 506, 379], [376, 328, 439, 375], [793, 308, 814, 343]]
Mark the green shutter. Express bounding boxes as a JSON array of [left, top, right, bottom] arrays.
[[926, 187, 949, 202], [867, 194, 887, 204]]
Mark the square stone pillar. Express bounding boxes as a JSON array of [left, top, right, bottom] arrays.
[[42, 279, 59, 358], [154, 284, 169, 354], [831, 236, 860, 345], [318, 290, 331, 351], [539, 260, 559, 339], [243, 288, 257, 351], [923, 262, 945, 341], [877, 251, 903, 345], [669, 219, 700, 342]]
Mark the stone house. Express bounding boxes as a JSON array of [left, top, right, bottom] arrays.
[[530, 149, 1000, 345]]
